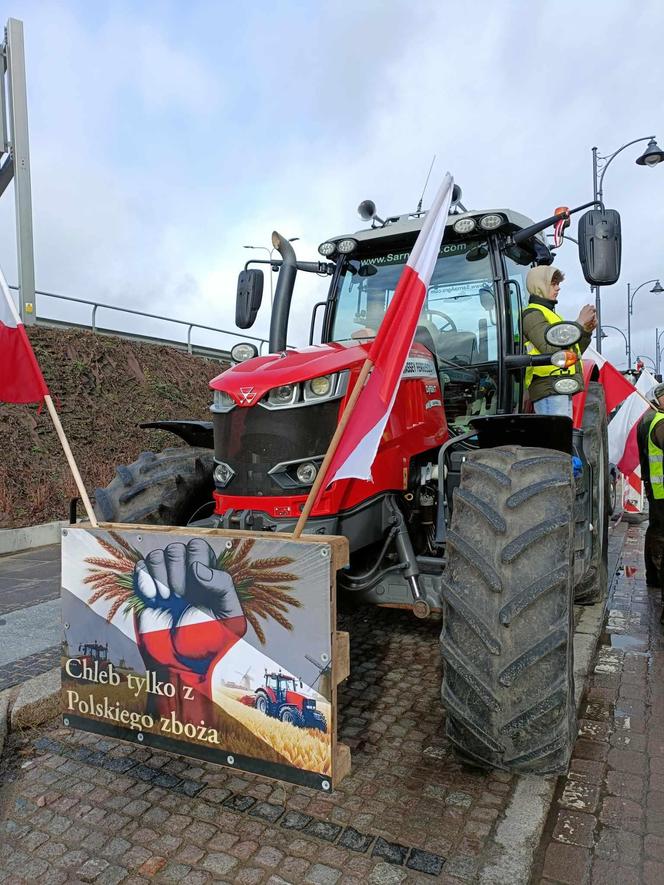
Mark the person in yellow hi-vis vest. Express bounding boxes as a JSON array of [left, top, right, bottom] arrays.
[[522, 265, 596, 417], [637, 381, 664, 621]]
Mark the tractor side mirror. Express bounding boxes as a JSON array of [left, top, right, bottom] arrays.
[[577, 208, 622, 285], [236, 269, 264, 329]]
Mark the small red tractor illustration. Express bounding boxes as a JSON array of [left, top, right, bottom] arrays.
[[241, 670, 327, 732]]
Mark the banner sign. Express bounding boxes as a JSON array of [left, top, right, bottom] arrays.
[[61, 525, 349, 790]]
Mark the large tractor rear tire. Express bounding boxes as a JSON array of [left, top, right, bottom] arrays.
[[575, 382, 609, 604], [440, 445, 576, 774], [94, 447, 214, 525]]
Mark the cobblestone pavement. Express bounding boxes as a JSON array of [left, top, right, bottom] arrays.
[[533, 521, 664, 885], [0, 527, 628, 885]]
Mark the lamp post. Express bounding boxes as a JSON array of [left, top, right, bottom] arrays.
[[627, 279, 664, 367], [244, 237, 300, 305], [656, 327, 664, 375], [591, 135, 664, 351], [601, 325, 629, 363]]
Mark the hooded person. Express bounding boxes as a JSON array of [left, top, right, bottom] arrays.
[[637, 381, 664, 620], [522, 265, 596, 417]]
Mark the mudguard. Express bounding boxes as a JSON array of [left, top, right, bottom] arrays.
[[140, 420, 214, 449], [470, 414, 573, 455]]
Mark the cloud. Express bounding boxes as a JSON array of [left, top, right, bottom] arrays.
[[0, 0, 662, 372]]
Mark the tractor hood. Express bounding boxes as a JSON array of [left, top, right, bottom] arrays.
[[209, 342, 370, 405]]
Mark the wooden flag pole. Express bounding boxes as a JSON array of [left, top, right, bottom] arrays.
[[44, 394, 98, 527], [293, 358, 373, 538]]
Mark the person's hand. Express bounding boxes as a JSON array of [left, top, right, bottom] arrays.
[[577, 305, 596, 332], [132, 539, 246, 680]]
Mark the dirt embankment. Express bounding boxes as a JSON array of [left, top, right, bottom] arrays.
[[0, 327, 226, 529]]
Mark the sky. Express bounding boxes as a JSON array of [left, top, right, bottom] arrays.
[[1, 0, 664, 370]]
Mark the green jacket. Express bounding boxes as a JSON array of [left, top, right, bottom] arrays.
[[522, 295, 592, 402]]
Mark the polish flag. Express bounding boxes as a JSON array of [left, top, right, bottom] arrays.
[[0, 270, 49, 403], [608, 367, 657, 475], [584, 345, 636, 413], [323, 172, 455, 486]]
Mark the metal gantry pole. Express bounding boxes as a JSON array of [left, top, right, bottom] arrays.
[[592, 147, 602, 352], [656, 327, 660, 375], [4, 18, 36, 324], [627, 282, 632, 369]]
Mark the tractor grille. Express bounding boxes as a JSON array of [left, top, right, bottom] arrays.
[[213, 400, 339, 496]]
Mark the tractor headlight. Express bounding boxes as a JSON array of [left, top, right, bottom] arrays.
[[553, 376, 583, 395], [479, 213, 504, 230], [318, 241, 337, 257], [296, 462, 318, 484], [231, 342, 258, 363], [545, 321, 583, 347], [210, 389, 236, 413], [306, 375, 332, 398], [213, 461, 235, 487], [336, 238, 358, 254], [453, 217, 476, 234], [268, 384, 297, 406]]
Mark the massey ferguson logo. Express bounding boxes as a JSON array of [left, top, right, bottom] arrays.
[[239, 387, 256, 404]]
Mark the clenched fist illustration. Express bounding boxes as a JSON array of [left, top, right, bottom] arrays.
[[132, 538, 246, 713]]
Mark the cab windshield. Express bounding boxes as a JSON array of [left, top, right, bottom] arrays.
[[331, 241, 497, 366]]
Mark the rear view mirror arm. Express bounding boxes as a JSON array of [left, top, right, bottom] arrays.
[[511, 200, 604, 245]]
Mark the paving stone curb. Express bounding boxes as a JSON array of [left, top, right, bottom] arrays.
[[477, 523, 626, 884], [0, 666, 61, 758], [0, 521, 66, 556]]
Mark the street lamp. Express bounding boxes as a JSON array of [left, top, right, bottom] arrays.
[[627, 279, 664, 367], [601, 325, 629, 362], [591, 134, 664, 350], [656, 327, 664, 375], [244, 237, 300, 305]]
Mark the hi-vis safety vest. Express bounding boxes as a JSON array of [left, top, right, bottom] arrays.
[[523, 301, 583, 390], [648, 411, 664, 500]]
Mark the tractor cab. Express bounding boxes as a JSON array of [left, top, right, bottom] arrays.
[[265, 672, 300, 700], [317, 207, 540, 431]]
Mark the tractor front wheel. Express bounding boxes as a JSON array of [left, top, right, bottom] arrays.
[[94, 447, 214, 526], [279, 706, 303, 727], [440, 445, 576, 774]]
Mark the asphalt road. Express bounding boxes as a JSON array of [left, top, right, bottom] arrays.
[[0, 544, 60, 691]]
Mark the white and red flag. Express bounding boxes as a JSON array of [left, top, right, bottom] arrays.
[[584, 345, 636, 414], [0, 270, 49, 403], [608, 366, 657, 475], [321, 173, 455, 487]]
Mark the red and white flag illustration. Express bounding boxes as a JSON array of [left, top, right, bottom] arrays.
[[584, 345, 637, 413], [323, 172, 455, 486], [0, 270, 49, 403], [608, 367, 657, 475]]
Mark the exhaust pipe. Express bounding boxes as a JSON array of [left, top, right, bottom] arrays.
[[269, 231, 297, 353]]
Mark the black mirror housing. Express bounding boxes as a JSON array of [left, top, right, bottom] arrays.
[[236, 269, 264, 329], [578, 209, 622, 285]]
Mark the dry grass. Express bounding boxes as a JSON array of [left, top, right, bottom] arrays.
[[216, 687, 331, 775]]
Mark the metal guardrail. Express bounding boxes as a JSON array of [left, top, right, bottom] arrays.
[[10, 285, 270, 360]]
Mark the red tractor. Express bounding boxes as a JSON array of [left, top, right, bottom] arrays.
[[96, 191, 621, 774], [240, 671, 327, 732]]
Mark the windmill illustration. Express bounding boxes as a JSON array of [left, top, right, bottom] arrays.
[[305, 654, 332, 700], [236, 666, 253, 690]]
